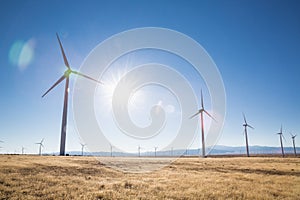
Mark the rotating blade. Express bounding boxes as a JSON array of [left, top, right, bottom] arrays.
[[204, 110, 217, 122], [56, 33, 70, 69], [42, 75, 66, 97], [189, 110, 201, 119], [243, 113, 247, 124], [200, 89, 204, 109], [247, 124, 254, 129], [72, 70, 102, 84]]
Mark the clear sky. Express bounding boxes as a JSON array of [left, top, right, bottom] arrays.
[[0, 0, 299, 154]]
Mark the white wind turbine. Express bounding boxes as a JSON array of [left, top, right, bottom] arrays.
[[190, 90, 216, 157], [138, 145, 143, 157], [80, 143, 86, 156], [36, 138, 44, 156], [290, 132, 297, 156], [242, 113, 254, 157], [276, 125, 285, 157], [42, 33, 102, 156], [154, 147, 158, 157], [22, 146, 25, 155]]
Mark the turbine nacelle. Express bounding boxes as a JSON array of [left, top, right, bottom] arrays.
[[276, 126, 286, 142], [290, 132, 297, 139], [243, 123, 254, 129], [64, 69, 72, 77]]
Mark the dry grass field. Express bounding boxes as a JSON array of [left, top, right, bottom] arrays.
[[0, 155, 299, 199]]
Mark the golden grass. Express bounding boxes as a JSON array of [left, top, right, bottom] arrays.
[[0, 155, 299, 199]]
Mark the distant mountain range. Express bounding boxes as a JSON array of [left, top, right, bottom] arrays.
[[60, 145, 299, 157]]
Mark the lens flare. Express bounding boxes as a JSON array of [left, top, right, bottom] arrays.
[[9, 38, 36, 70]]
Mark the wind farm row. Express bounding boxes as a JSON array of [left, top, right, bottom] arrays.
[[1, 34, 298, 158]]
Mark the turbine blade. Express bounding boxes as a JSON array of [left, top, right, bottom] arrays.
[[280, 125, 282, 134], [41, 138, 44, 144], [282, 134, 286, 142], [247, 124, 254, 129], [189, 110, 201, 119], [56, 33, 70, 69], [200, 89, 204, 109], [243, 113, 247, 124], [290, 132, 297, 138], [204, 110, 217, 122], [42, 75, 66, 97], [72, 71, 102, 84]]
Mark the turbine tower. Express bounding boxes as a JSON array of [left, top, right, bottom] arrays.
[[190, 89, 216, 158], [80, 143, 86, 156], [277, 126, 285, 157], [36, 138, 44, 156], [42, 34, 102, 156], [290, 133, 297, 156], [242, 113, 254, 157], [110, 144, 113, 157]]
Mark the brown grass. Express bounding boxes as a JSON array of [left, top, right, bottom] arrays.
[[0, 155, 299, 199]]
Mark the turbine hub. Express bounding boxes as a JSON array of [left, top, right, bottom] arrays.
[[64, 69, 72, 77]]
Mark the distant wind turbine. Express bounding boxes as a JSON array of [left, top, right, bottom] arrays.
[[80, 143, 86, 156], [154, 147, 158, 157], [36, 138, 44, 156], [290, 132, 297, 156], [110, 144, 113, 157], [242, 113, 254, 157], [276, 125, 285, 157], [22, 146, 25, 155], [190, 89, 216, 157], [138, 146, 142, 157], [42, 34, 102, 156]]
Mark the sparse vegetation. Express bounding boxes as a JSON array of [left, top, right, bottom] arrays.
[[0, 155, 299, 199]]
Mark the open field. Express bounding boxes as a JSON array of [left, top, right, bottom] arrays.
[[0, 155, 299, 199]]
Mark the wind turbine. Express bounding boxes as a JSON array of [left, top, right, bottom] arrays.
[[277, 125, 285, 157], [154, 147, 158, 157], [138, 146, 142, 157], [36, 139, 44, 156], [290, 133, 297, 156], [22, 146, 25, 155], [110, 144, 113, 157], [42, 34, 102, 156], [80, 143, 86, 156], [190, 89, 216, 157], [242, 113, 254, 157]]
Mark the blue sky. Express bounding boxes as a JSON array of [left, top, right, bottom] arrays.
[[0, 0, 299, 154]]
